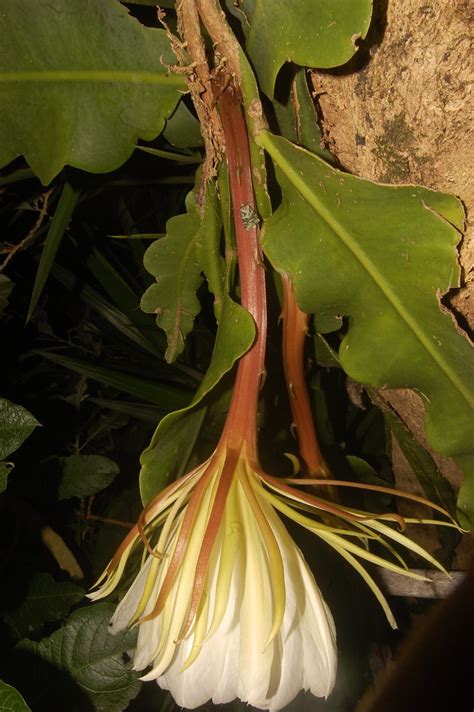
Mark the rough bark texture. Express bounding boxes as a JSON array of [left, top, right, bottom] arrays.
[[311, 0, 473, 566]]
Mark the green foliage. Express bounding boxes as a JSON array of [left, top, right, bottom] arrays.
[[163, 100, 204, 149], [5, 573, 84, 639], [27, 182, 81, 320], [0, 399, 40, 491], [0, 0, 184, 184], [142, 193, 206, 363], [0, 462, 14, 493], [0, 681, 31, 712], [260, 133, 473, 464], [0, 1, 471, 711], [0, 399, 40, 461], [36, 351, 191, 409], [58, 454, 120, 500], [234, 0, 373, 96], [140, 292, 255, 503], [17, 604, 141, 712]]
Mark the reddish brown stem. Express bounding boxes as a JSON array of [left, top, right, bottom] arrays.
[[281, 274, 331, 480], [214, 82, 267, 460]]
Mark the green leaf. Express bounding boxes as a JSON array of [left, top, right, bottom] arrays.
[[373, 395, 461, 551], [274, 68, 336, 164], [345, 455, 393, 511], [27, 182, 80, 321], [85, 246, 169, 359], [0, 274, 13, 316], [141, 180, 223, 362], [58, 454, 120, 500], [0, 168, 36, 185], [0, 462, 14, 494], [240, 0, 372, 97], [51, 262, 159, 356], [196, 182, 226, 322], [0, 0, 185, 184], [140, 293, 255, 503], [34, 350, 191, 409], [163, 99, 203, 149], [140, 407, 207, 504], [260, 133, 474, 465], [0, 399, 40, 460], [373, 394, 458, 515], [456, 457, 474, 529], [88, 398, 165, 423], [137, 145, 202, 164], [0, 681, 31, 712], [17, 603, 141, 712], [141, 191, 205, 363], [5, 573, 84, 639]]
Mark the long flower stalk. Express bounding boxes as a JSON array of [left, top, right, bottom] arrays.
[[280, 273, 340, 503], [89, 13, 458, 712]]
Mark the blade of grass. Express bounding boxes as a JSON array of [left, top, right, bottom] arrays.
[[88, 397, 165, 422], [137, 146, 202, 164], [27, 181, 80, 321], [107, 233, 165, 240], [51, 263, 159, 356], [85, 246, 167, 353], [0, 167, 36, 185], [34, 350, 191, 409]]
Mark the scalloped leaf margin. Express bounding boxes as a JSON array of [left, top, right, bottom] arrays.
[[260, 133, 474, 467], [0, 0, 185, 184]]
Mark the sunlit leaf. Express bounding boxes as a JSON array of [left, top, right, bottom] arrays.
[[0, 0, 185, 184]]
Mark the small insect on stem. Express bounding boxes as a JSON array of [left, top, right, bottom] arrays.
[[239, 203, 260, 231]]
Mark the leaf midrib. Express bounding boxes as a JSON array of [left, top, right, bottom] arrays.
[[166, 230, 200, 362], [0, 71, 186, 87], [261, 133, 473, 409]]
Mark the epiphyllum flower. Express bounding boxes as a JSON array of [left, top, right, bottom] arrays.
[[89, 446, 338, 710], [89, 84, 455, 711], [88, 444, 453, 711]]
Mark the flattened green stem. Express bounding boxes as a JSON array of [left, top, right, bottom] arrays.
[[257, 130, 473, 412]]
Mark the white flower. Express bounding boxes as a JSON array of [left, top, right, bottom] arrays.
[[90, 449, 336, 710], [89, 445, 453, 710]]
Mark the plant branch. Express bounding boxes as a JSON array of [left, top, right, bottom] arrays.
[[175, 0, 224, 192], [215, 81, 267, 458]]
